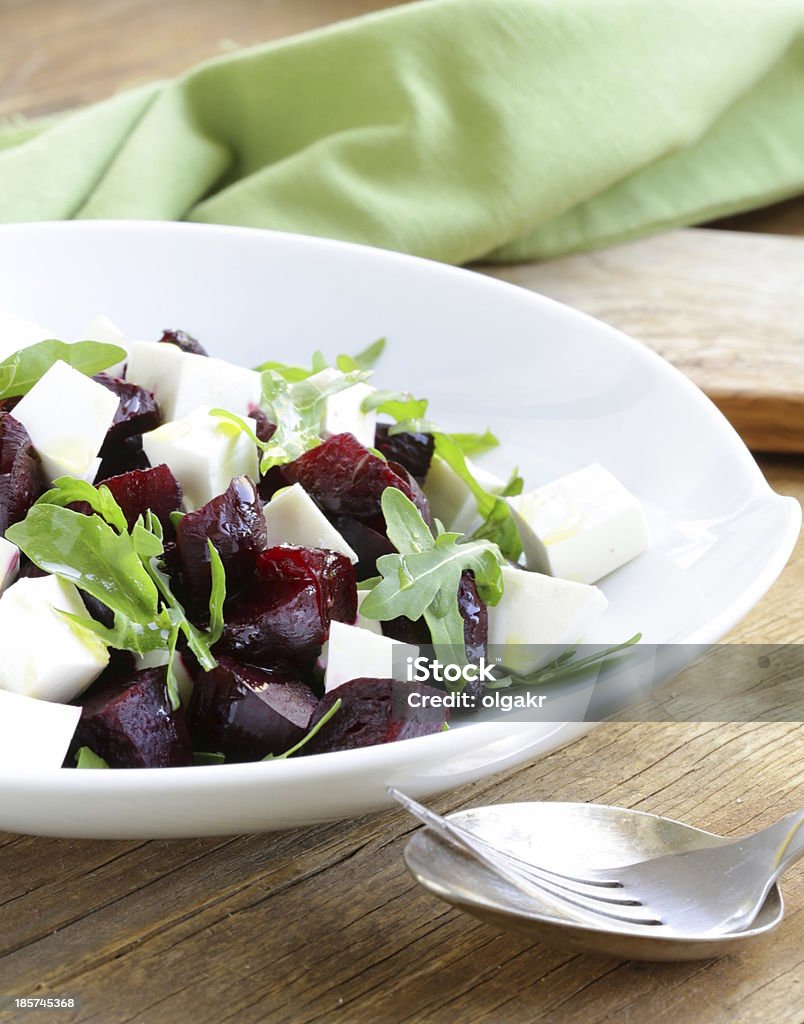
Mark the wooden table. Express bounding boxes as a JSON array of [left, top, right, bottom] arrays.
[[0, 4, 801, 1022]]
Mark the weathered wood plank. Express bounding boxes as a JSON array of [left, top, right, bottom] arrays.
[[0, 724, 800, 1024], [480, 228, 804, 453]]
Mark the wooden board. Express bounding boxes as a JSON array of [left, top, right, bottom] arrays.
[[481, 228, 804, 453]]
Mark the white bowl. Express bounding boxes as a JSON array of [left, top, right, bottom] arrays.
[[0, 222, 798, 838]]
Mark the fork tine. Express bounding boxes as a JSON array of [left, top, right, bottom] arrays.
[[460, 827, 624, 889], [450, 832, 663, 926], [499, 873, 663, 927], [494, 858, 640, 906], [389, 789, 663, 928]]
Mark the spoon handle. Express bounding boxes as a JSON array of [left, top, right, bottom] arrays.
[[770, 809, 804, 881]]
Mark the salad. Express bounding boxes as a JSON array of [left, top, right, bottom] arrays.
[[0, 309, 648, 770]]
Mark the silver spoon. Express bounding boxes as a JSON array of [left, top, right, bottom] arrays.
[[394, 791, 797, 961]]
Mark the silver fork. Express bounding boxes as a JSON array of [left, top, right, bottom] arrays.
[[389, 788, 804, 936]]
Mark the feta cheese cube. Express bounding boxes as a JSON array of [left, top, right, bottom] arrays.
[[263, 484, 358, 563], [0, 575, 109, 702], [0, 308, 54, 360], [142, 406, 259, 511], [125, 340, 187, 417], [82, 314, 128, 376], [0, 689, 82, 771], [12, 360, 120, 482], [324, 381, 376, 447], [510, 464, 649, 584], [488, 565, 608, 675], [294, 368, 377, 447], [170, 353, 263, 421], [324, 620, 417, 693], [424, 456, 505, 532], [317, 588, 382, 672], [0, 536, 20, 593]]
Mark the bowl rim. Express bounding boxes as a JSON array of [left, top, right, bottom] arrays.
[[0, 220, 799, 790]]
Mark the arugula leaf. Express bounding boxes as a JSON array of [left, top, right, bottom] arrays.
[[7, 505, 167, 655], [449, 430, 500, 456], [213, 366, 370, 473], [6, 482, 225, 692], [194, 751, 226, 765], [361, 389, 429, 422], [139, 512, 219, 675], [165, 624, 183, 710], [36, 477, 128, 534], [207, 540, 226, 645], [432, 433, 523, 561], [289, 366, 370, 408], [0, 340, 127, 400], [360, 489, 504, 660], [254, 338, 385, 380], [262, 698, 342, 761], [336, 337, 386, 371], [75, 747, 110, 769], [387, 417, 440, 436], [251, 360, 311, 382], [309, 350, 328, 373], [487, 634, 643, 689], [499, 467, 525, 498], [213, 374, 316, 473]]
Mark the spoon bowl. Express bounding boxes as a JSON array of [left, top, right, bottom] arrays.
[[403, 802, 785, 961]]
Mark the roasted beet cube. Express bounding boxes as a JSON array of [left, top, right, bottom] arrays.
[[94, 374, 161, 453], [331, 516, 396, 582], [159, 541, 184, 599], [282, 434, 430, 529], [452, 571, 489, 712], [159, 328, 208, 356], [0, 413, 41, 533], [72, 666, 193, 768], [17, 558, 47, 579], [250, 408, 277, 444], [256, 546, 356, 624], [388, 461, 430, 519], [103, 464, 183, 534], [458, 571, 488, 665], [381, 614, 430, 647], [304, 678, 448, 754], [103, 649, 138, 677], [176, 476, 266, 613], [215, 579, 326, 673], [258, 465, 288, 503], [375, 425, 434, 482], [95, 436, 151, 482], [188, 657, 318, 762], [80, 590, 114, 630]]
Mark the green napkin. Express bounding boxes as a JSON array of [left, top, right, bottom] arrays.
[[1, 0, 804, 264]]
